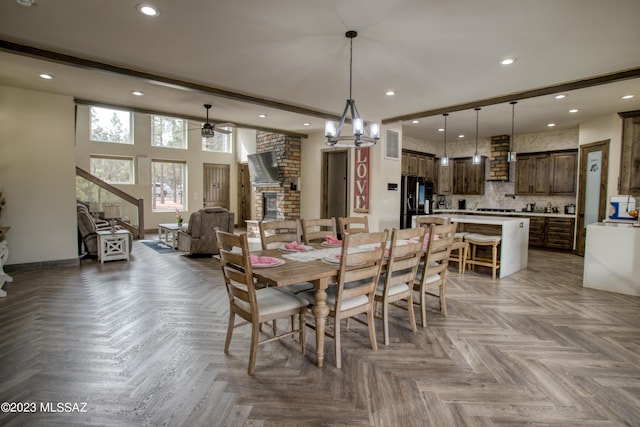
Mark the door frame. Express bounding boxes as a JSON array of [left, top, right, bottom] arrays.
[[576, 139, 609, 256], [322, 149, 349, 219]]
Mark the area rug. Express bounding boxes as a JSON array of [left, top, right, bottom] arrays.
[[141, 240, 176, 254]]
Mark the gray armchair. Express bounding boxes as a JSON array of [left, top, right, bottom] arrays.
[[177, 207, 234, 255], [77, 203, 132, 257]]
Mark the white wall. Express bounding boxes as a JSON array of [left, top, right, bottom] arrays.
[[300, 126, 403, 232], [578, 113, 623, 202], [0, 86, 78, 265]]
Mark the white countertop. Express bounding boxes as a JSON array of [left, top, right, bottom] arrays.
[[433, 209, 576, 219], [430, 214, 528, 225]]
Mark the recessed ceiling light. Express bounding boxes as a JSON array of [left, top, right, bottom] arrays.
[[438, 128, 444, 132], [555, 94, 567, 99], [131, 91, 144, 96], [547, 123, 556, 127], [569, 109, 579, 113], [303, 123, 310, 127], [621, 94, 634, 100], [411, 120, 419, 124], [500, 57, 516, 65], [137, 4, 159, 16], [258, 114, 267, 118], [386, 91, 395, 96], [39, 73, 53, 80], [458, 134, 464, 138]]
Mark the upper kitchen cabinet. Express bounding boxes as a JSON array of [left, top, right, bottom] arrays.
[[515, 150, 577, 196], [402, 150, 435, 181], [550, 151, 577, 195], [453, 157, 485, 195], [436, 161, 453, 194], [515, 153, 549, 195], [619, 110, 640, 196]]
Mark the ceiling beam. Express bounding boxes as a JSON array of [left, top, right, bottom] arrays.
[[382, 68, 640, 124], [0, 39, 342, 125]]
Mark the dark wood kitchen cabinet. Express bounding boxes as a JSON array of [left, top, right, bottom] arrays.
[[619, 110, 640, 196], [544, 217, 575, 250], [550, 151, 577, 195], [515, 153, 549, 195], [453, 157, 485, 195], [527, 216, 546, 247], [516, 150, 577, 196], [436, 161, 453, 194], [402, 150, 435, 181]]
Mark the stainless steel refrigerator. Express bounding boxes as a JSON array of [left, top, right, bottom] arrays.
[[400, 176, 434, 228]]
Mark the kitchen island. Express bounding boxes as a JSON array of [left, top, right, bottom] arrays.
[[414, 214, 530, 278], [583, 222, 640, 296]]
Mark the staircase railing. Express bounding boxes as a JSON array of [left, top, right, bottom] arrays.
[[75, 167, 145, 239]]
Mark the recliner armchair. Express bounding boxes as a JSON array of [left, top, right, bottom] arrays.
[[77, 203, 132, 257], [177, 207, 234, 255]]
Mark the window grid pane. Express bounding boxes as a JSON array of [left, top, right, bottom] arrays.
[[90, 156, 134, 184], [90, 106, 133, 144], [152, 115, 187, 149], [152, 160, 187, 212], [202, 129, 232, 153]]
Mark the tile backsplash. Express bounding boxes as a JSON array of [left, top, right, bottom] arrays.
[[441, 181, 576, 212]]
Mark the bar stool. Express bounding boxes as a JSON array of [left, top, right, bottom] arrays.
[[450, 232, 469, 274], [464, 233, 501, 280]]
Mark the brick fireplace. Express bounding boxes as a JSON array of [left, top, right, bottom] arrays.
[[253, 131, 301, 221]]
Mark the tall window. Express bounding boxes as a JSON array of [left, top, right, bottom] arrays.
[[152, 115, 187, 149], [90, 155, 134, 184], [90, 106, 133, 144], [152, 160, 186, 212], [202, 128, 232, 153]]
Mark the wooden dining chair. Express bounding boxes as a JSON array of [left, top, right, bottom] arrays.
[[412, 223, 456, 328], [301, 218, 338, 244], [416, 216, 467, 275], [215, 230, 308, 375], [259, 219, 302, 250], [299, 230, 388, 369], [338, 216, 369, 237], [374, 226, 425, 345]]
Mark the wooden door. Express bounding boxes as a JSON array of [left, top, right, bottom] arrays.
[[453, 159, 466, 194], [436, 162, 452, 194], [323, 150, 348, 219], [236, 163, 252, 226], [467, 160, 484, 195], [576, 140, 609, 256], [203, 163, 230, 209]]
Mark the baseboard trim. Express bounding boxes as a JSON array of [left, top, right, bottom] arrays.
[[5, 257, 80, 273]]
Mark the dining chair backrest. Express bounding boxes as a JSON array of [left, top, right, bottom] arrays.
[[415, 216, 451, 227], [301, 218, 338, 244], [259, 219, 302, 250], [338, 216, 369, 237], [336, 230, 388, 306], [381, 227, 426, 295], [216, 230, 257, 315], [417, 223, 457, 286]]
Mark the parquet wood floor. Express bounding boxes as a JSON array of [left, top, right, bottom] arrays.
[[1, 240, 639, 426]]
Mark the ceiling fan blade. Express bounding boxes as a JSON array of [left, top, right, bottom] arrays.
[[214, 122, 235, 128]]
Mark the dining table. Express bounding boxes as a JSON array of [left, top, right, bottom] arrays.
[[250, 244, 343, 368]]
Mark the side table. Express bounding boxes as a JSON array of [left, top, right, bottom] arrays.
[[97, 230, 130, 263]]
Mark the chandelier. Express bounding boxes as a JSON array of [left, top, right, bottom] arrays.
[[440, 113, 449, 166], [472, 107, 482, 164], [325, 31, 380, 147]]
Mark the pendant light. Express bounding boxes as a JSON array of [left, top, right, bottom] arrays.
[[472, 107, 482, 164], [508, 101, 517, 162], [325, 31, 380, 147], [440, 113, 449, 166]]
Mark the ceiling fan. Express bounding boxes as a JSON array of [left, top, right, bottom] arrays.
[[199, 103, 234, 136]]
